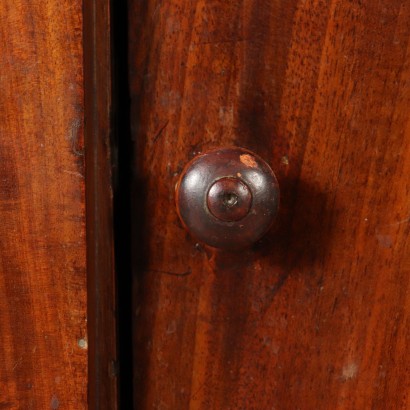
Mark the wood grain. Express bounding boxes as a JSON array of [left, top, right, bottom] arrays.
[[84, 0, 119, 408], [0, 1, 87, 408], [130, 0, 410, 408]]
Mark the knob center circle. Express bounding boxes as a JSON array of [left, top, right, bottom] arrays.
[[207, 177, 252, 222], [222, 192, 239, 208]]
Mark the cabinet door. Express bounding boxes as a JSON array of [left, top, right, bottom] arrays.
[[0, 2, 88, 408], [129, 1, 410, 409], [0, 2, 118, 408]]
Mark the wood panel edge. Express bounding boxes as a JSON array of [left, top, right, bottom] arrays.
[[83, 0, 119, 408]]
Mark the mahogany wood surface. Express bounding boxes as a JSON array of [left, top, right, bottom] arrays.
[[129, 0, 410, 409], [84, 0, 119, 407], [0, 1, 87, 408]]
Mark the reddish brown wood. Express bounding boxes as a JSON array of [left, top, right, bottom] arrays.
[[0, 1, 87, 408], [84, 0, 119, 407], [130, 0, 410, 409], [176, 147, 279, 249]]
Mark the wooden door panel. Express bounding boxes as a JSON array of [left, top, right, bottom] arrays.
[[129, 1, 409, 409], [0, 1, 87, 408]]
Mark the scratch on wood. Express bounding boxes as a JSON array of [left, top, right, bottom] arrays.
[[69, 118, 84, 156], [152, 120, 169, 144], [192, 37, 247, 46], [63, 170, 84, 179], [152, 1, 162, 22], [260, 271, 290, 317], [191, 382, 205, 400], [384, 217, 410, 227], [148, 267, 191, 277], [12, 356, 23, 371]]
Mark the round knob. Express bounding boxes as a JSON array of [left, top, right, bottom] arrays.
[[175, 147, 280, 249]]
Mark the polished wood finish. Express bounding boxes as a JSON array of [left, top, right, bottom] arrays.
[[176, 147, 279, 249], [207, 177, 252, 222], [130, 0, 410, 408], [84, 0, 119, 407], [0, 1, 87, 408]]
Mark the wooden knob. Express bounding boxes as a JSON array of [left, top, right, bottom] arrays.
[[176, 147, 280, 249]]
